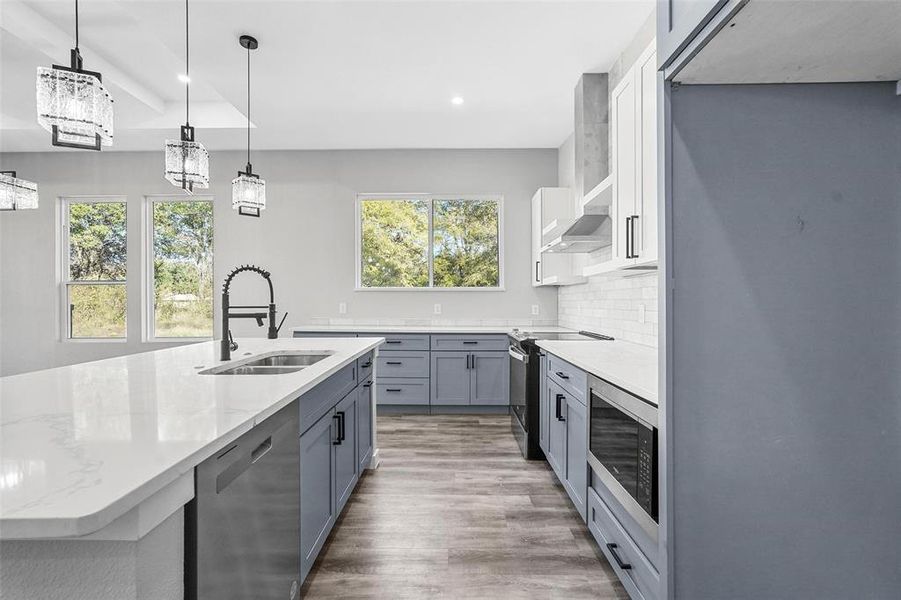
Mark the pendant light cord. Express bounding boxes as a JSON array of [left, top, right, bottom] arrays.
[[74, 0, 79, 49], [247, 45, 251, 168], [185, 0, 190, 125]]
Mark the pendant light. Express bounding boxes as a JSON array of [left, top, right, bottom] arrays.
[[0, 171, 39, 211], [35, 0, 114, 150], [232, 35, 265, 217], [164, 0, 209, 193]]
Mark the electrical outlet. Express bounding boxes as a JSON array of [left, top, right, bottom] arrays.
[[338, 302, 347, 315], [638, 303, 646, 324], [434, 303, 442, 315], [531, 304, 540, 316]]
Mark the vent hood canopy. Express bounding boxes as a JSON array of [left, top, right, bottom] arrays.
[[542, 212, 611, 254]]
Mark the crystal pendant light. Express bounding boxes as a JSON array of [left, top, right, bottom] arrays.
[[35, 0, 114, 150], [0, 171, 39, 211], [232, 35, 265, 217], [164, 0, 209, 193]]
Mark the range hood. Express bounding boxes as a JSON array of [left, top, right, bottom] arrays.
[[542, 212, 612, 254]]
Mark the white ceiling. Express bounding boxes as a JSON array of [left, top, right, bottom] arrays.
[[0, 0, 654, 152]]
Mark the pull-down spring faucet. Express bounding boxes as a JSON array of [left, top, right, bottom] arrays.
[[220, 264, 287, 361]]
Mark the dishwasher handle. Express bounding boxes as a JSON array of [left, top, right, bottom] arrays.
[[251, 437, 272, 464]]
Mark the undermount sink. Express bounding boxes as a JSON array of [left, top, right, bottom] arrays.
[[200, 351, 334, 375]]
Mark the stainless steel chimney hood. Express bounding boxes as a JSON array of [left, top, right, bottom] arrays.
[[541, 212, 612, 254]]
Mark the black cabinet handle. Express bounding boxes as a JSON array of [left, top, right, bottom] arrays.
[[463, 341, 478, 345], [332, 414, 341, 445], [535, 260, 540, 283], [466, 354, 470, 369], [385, 340, 402, 344], [386, 361, 402, 365], [555, 393, 564, 421], [606, 543, 632, 570], [555, 371, 569, 380], [361, 361, 372, 368], [363, 381, 372, 388], [337, 411, 346, 442], [625, 217, 633, 259], [632, 215, 638, 258], [386, 388, 401, 392], [471, 354, 477, 369]]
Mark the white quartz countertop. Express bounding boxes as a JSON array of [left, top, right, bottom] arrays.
[[536, 339, 658, 405], [0, 337, 382, 540], [292, 324, 574, 334]]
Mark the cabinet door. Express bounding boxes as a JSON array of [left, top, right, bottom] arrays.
[[635, 42, 658, 264], [531, 190, 542, 287], [470, 352, 509, 406], [563, 397, 588, 521], [357, 381, 373, 472], [538, 353, 549, 453], [611, 69, 637, 267], [546, 382, 567, 482], [300, 409, 336, 582], [430, 352, 471, 405], [334, 390, 358, 515]]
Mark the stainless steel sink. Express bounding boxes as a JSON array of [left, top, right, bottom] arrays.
[[214, 365, 305, 375], [243, 353, 332, 368], [199, 351, 334, 375]]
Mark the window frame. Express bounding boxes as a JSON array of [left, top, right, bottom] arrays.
[[58, 196, 129, 343], [142, 195, 215, 343], [355, 193, 505, 291]]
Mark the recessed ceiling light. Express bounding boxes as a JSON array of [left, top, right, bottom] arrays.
[[177, 73, 191, 84], [451, 96, 464, 106]]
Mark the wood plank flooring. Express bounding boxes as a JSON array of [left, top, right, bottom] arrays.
[[301, 414, 628, 599]]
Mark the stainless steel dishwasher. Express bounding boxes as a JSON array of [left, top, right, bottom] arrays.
[[187, 401, 300, 600]]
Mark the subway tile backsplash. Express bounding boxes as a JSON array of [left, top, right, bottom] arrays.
[[557, 271, 658, 347]]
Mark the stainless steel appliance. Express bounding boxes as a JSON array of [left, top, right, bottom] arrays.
[[509, 330, 613, 460], [187, 401, 300, 600], [588, 375, 658, 540]]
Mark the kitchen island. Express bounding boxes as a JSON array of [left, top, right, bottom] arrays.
[[0, 337, 382, 600]]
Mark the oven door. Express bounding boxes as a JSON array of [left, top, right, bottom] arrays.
[[508, 342, 529, 429], [588, 376, 658, 541]]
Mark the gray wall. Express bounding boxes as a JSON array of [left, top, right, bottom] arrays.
[[0, 149, 557, 375], [669, 82, 900, 599]]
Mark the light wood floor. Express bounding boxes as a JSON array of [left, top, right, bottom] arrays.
[[301, 414, 628, 599]]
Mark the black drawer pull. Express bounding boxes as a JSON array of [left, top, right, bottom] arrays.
[[361, 361, 372, 368], [332, 414, 342, 445], [606, 543, 632, 570], [386, 388, 402, 392], [555, 371, 569, 380], [555, 393, 564, 421], [363, 382, 372, 388], [385, 340, 402, 344], [386, 361, 402, 365], [463, 341, 478, 344]]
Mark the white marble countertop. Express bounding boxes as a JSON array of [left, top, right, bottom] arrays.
[[292, 324, 574, 334], [0, 337, 382, 540], [536, 339, 659, 405]]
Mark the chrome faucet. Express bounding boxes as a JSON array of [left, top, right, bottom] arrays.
[[220, 265, 287, 361]]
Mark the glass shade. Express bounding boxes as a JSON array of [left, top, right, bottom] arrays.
[[0, 173, 39, 211], [165, 139, 210, 191], [232, 173, 266, 214], [36, 66, 114, 148]]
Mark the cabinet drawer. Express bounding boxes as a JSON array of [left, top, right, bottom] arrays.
[[299, 363, 357, 433], [377, 379, 429, 405], [377, 351, 430, 378], [430, 334, 509, 352], [587, 487, 659, 600], [547, 353, 587, 405], [359, 333, 429, 351], [357, 351, 374, 381]]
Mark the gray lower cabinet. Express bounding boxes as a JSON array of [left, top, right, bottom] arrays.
[[563, 396, 587, 519], [377, 379, 429, 405], [300, 409, 336, 582], [357, 379, 373, 471], [538, 353, 549, 452], [470, 352, 509, 405], [334, 390, 358, 515], [431, 352, 471, 405], [546, 380, 567, 478]]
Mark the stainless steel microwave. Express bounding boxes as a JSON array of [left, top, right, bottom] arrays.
[[588, 375, 659, 541]]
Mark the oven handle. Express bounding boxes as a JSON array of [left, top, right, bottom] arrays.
[[508, 346, 528, 362]]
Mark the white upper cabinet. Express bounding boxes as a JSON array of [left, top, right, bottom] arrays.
[[531, 188, 585, 286], [591, 40, 658, 276]]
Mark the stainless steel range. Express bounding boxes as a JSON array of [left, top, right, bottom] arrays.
[[508, 329, 613, 460]]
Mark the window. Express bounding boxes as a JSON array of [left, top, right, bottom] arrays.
[[62, 198, 127, 339], [357, 195, 502, 289], [146, 198, 214, 339]]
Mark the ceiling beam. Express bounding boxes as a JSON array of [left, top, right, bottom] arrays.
[[1, 0, 166, 114]]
